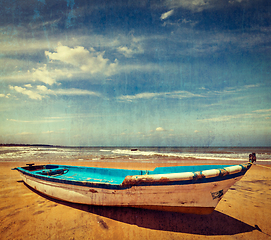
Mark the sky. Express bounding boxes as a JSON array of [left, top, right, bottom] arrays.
[[0, 0, 270, 147]]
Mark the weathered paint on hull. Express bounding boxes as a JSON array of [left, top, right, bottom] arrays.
[[19, 172, 243, 214]]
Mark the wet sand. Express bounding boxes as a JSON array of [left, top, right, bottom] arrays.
[[1, 161, 271, 240]]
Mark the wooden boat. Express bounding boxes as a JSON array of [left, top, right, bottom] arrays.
[[13, 154, 256, 215]]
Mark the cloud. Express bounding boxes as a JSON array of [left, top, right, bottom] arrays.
[[163, 0, 262, 13], [197, 113, 252, 122], [9, 85, 43, 100], [252, 108, 271, 113], [1, 64, 72, 86], [31, 65, 57, 85], [16, 132, 33, 135], [7, 118, 64, 123], [9, 84, 101, 100], [117, 46, 134, 57], [0, 93, 10, 100], [197, 108, 271, 123], [36, 85, 101, 97], [119, 92, 158, 101], [45, 44, 118, 76], [156, 127, 165, 132], [160, 10, 174, 20], [42, 131, 54, 134], [118, 90, 203, 101], [117, 45, 144, 58], [118, 62, 166, 74], [0, 36, 59, 55], [52, 88, 101, 96], [116, 35, 145, 58], [37, 85, 50, 92], [164, 0, 243, 12], [165, 0, 211, 12]]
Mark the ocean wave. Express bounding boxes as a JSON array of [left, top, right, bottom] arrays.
[[111, 149, 271, 162], [0, 146, 270, 163]]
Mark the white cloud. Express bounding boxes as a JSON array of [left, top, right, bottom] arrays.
[[16, 132, 33, 135], [118, 90, 203, 101], [156, 127, 165, 132], [42, 131, 54, 134], [0, 93, 10, 98], [9, 84, 101, 100], [197, 109, 271, 123], [117, 46, 135, 57], [45, 44, 118, 76], [117, 37, 144, 58], [197, 113, 252, 122], [252, 108, 271, 113], [164, 0, 255, 12], [37, 85, 50, 92], [36, 85, 100, 97], [31, 65, 57, 85], [9, 85, 43, 100], [160, 10, 174, 20], [119, 92, 158, 101], [165, 0, 212, 12], [1, 65, 75, 85], [117, 45, 144, 58], [7, 118, 64, 123], [52, 88, 101, 96], [0, 37, 58, 55]]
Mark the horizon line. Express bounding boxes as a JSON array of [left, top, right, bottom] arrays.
[[0, 143, 270, 148]]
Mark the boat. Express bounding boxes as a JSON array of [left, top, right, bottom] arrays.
[[12, 153, 256, 215]]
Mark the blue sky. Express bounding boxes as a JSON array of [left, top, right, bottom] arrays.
[[0, 0, 270, 146]]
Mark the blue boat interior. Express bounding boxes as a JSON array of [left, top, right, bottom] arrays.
[[17, 164, 237, 185]]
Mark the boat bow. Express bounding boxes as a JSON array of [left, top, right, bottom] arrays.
[[121, 162, 252, 186]]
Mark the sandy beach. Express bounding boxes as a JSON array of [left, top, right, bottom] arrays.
[[1, 161, 271, 240]]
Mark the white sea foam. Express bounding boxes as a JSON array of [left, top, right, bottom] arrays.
[[111, 149, 271, 162], [0, 146, 80, 160]]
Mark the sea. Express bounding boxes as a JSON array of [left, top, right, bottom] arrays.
[[0, 146, 270, 165]]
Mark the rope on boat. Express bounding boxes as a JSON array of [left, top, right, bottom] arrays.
[[40, 168, 69, 176], [53, 169, 69, 176]]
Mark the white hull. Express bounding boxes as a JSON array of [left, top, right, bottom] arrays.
[[20, 172, 243, 214]]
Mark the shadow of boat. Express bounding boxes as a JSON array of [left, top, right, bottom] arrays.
[[23, 182, 256, 236]]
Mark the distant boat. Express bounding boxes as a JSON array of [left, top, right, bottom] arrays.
[[13, 154, 255, 214], [130, 148, 138, 151]]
